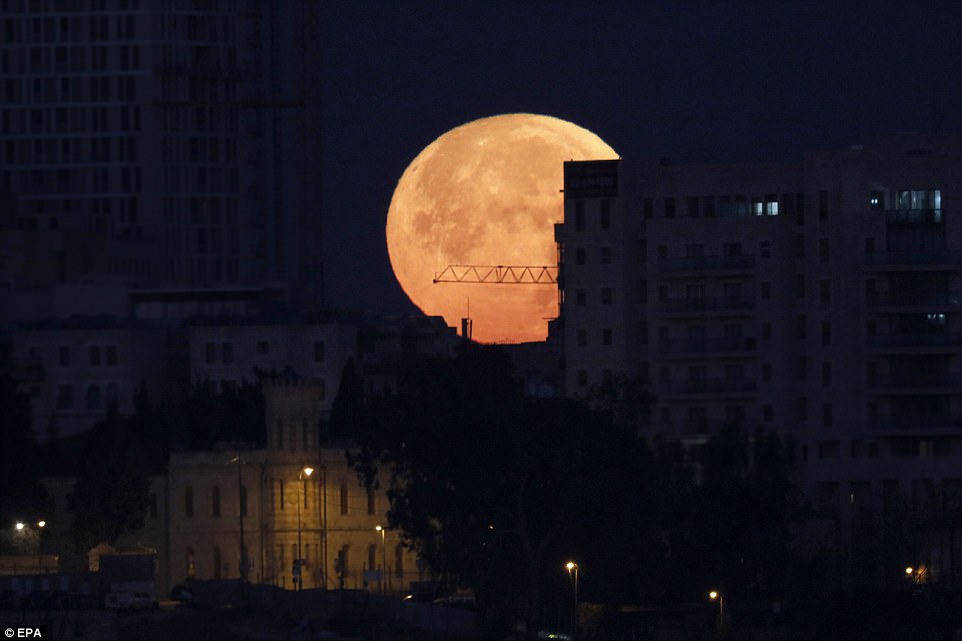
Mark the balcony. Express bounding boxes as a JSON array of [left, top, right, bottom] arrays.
[[663, 378, 757, 398], [885, 208, 943, 225], [870, 415, 962, 432], [661, 336, 756, 357], [866, 291, 962, 309], [867, 333, 962, 351], [868, 372, 962, 393], [662, 296, 756, 316], [658, 254, 755, 274], [865, 250, 962, 270]]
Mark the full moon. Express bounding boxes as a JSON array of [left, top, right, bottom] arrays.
[[386, 113, 618, 343]]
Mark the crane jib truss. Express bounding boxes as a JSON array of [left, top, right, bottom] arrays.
[[433, 265, 559, 285]]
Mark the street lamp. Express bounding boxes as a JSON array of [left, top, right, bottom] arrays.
[[709, 590, 724, 627], [565, 561, 579, 640], [296, 466, 314, 591], [36, 520, 45, 574], [375, 525, 387, 593]]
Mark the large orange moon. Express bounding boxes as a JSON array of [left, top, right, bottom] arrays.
[[386, 113, 618, 343]]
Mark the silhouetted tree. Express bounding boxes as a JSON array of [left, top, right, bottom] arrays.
[[0, 372, 46, 546], [68, 406, 152, 552]]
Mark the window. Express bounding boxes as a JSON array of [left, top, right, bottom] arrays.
[[600, 199, 610, 230], [762, 323, 771, 340], [602, 328, 612, 346], [576, 329, 587, 347], [58, 346, 70, 367], [822, 362, 832, 386], [760, 240, 770, 258], [575, 288, 586, 305], [818, 189, 828, 221], [367, 487, 376, 515], [85, 384, 101, 409], [819, 280, 830, 305], [89, 345, 101, 366], [818, 440, 840, 459], [643, 198, 653, 218], [575, 248, 585, 265], [760, 282, 771, 299], [576, 370, 587, 387], [687, 196, 699, 218], [601, 287, 612, 305], [256, 340, 269, 355], [212, 486, 221, 517], [819, 238, 830, 263], [279, 480, 285, 511], [600, 247, 612, 264], [213, 546, 222, 579], [56, 384, 73, 410], [368, 544, 378, 572], [664, 197, 675, 218], [763, 405, 773, 422], [762, 363, 772, 382], [575, 200, 585, 231], [186, 548, 195, 578], [105, 344, 117, 366], [823, 403, 833, 427], [821, 321, 831, 346], [205, 342, 216, 364], [340, 484, 349, 515], [185, 486, 194, 518], [221, 342, 233, 364]]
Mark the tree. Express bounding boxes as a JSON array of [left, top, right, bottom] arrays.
[[0, 372, 46, 544], [345, 344, 669, 639], [68, 407, 153, 552]]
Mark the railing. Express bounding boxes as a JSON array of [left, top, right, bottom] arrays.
[[661, 336, 756, 355], [663, 379, 757, 396], [865, 250, 962, 267], [871, 415, 962, 431], [865, 291, 962, 307], [662, 297, 755, 314], [868, 372, 962, 390], [658, 254, 755, 272], [867, 333, 962, 349], [885, 208, 943, 225]]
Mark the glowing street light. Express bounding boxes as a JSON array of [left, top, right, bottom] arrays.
[[296, 466, 314, 591], [565, 561, 579, 640], [709, 590, 724, 625], [15, 522, 24, 531], [375, 525, 387, 593]]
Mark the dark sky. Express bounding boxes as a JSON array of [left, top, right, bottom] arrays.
[[319, 1, 962, 316]]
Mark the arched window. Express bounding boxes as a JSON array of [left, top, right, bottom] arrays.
[[339, 483, 348, 515], [184, 486, 194, 518], [212, 485, 221, 517]]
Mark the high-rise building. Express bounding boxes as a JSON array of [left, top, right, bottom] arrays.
[[558, 135, 962, 571], [0, 0, 323, 316]]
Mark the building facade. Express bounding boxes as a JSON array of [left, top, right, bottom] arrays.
[[0, 0, 324, 318], [40, 379, 421, 598], [558, 135, 962, 576]]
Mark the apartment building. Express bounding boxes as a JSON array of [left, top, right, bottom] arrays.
[[558, 135, 962, 574], [0, 0, 324, 317]]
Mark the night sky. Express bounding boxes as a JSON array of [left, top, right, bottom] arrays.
[[319, 2, 962, 317]]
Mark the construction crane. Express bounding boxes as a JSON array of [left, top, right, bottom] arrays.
[[433, 265, 558, 285]]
